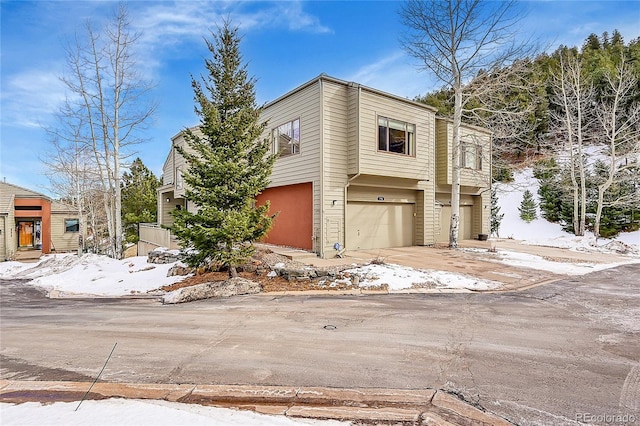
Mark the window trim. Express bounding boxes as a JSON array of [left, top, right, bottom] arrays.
[[272, 117, 301, 158], [461, 142, 483, 170], [377, 115, 416, 157], [64, 218, 80, 233]]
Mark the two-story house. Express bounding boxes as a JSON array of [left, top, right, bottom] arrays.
[[151, 75, 491, 258]]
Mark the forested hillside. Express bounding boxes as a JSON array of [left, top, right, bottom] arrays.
[[418, 30, 640, 238]]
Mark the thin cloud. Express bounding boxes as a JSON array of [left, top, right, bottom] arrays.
[[346, 52, 438, 99], [133, 0, 331, 51], [1, 69, 67, 129], [130, 1, 332, 80]]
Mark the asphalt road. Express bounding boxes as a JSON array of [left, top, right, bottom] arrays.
[[1, 264, 639, 425]]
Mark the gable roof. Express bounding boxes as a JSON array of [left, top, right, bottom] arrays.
[[0, 181, 49, 199], [264, 74, 438, 113], [0, 181, 76, 214]]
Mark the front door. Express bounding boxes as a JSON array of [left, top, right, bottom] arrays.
[[18, 221, 34, 248]]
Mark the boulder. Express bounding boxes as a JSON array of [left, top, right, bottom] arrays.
[[162, 277, 261, 304], [148, 248, 181, 264], [167, 263, 194, 277]]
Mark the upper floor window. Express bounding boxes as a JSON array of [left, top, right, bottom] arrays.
[[273, 118, 300, 157], [176, 167, 184, 190], [65, 218, 79, 233], [461, 142, 483, 170], [378, 116, 415, 156]]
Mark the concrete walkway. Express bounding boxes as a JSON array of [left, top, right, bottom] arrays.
[[0, 379, 511, 425]]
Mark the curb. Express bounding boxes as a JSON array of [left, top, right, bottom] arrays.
[[0, 380, 512, 425]]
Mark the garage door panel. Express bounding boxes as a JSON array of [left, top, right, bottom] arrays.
[[256, 183, 313, 250], [347, 202, 414, 250], [437, 205, 472, 243]]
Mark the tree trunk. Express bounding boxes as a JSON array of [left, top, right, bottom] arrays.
[[449, 73, 463, 249], [576, 89, 586, 236], [229, 266, 238, 279]]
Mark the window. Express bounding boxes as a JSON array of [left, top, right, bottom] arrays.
[[461, 143, 483, 170], [176, 167, 183, 190], [273, 118, 300, 157], [378, 116, 415, 156], [65, 219, 79, 233]]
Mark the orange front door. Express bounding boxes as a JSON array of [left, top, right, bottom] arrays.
[[18, 221, 34, 247]]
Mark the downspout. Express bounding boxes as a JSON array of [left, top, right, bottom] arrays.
[[1, 215, 6, 260], [318, 77, 325, 258]]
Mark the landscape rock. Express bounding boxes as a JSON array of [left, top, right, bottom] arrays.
[[148, 248, 181, 264], [167, 263, 194, 277], [162, 277, 261, 304]]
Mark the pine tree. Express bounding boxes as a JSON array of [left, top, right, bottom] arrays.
[[121, 158, 160, 244], [518, 190, 538, 223], [490, 188, 504, 237], [171, 21, 276, 278]]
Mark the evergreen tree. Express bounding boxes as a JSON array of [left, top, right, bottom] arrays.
[[171, 21, 276, 278], [534, 158, 563, 223], [121, 158, 160, 244], [518, 190, 538, 223], [490, 187, 504, 237]]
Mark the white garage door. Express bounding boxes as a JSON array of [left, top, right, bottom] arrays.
[[437, 206, 473, 243], [347, 202, 415, 250]]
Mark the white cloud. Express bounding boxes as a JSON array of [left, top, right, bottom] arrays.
[[133, 1, 331, 52], [345, 52, 440, 99], [0, 68, 67, 129], [130, 1, 332, 80]]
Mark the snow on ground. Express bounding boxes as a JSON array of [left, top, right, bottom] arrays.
[[0, 398, 346, 426], [465, 248, 627, 276], [0, 253, 184, 296], [494, 167, 640, 253], [343, 263, 501, 291]]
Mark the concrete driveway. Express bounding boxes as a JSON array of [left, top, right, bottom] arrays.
[[274, 239, 639, 292]]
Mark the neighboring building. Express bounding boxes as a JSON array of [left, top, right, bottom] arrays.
[[153, 74, 491, 258], [0, 181, 79, 260]]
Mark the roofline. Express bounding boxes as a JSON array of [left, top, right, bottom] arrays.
[[263, 73, 438, 113], [435, 116, 493, 136], [0, 181, 52, 201], [171, 126, 200, 142]]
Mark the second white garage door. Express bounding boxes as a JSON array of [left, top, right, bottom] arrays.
[[436, 205, 473, 242], [347, 202, 415, 250]]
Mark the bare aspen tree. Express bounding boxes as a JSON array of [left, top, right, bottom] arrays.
[[52, 5, 156, 258], [594, 58, 640, 238], [400, 0, 531, 248], [549, 52, 595, 236], [42, 129, 95, 255]]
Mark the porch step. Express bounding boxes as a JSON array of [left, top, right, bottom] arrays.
[[13, 250, 42, 263]]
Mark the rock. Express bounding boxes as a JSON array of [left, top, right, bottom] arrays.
[[167, 263, 194, 277], [148, 248, 181, 264], [240, 264, 258, 273], [162, 278, 261, 304], [286, 268, 308, 278], [267, 270, 278, 278]]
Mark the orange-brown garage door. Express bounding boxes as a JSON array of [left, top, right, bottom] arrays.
[[256, 183, 313, 250]]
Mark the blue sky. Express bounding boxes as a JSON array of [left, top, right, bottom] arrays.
[[1, 0, 639, 196]]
